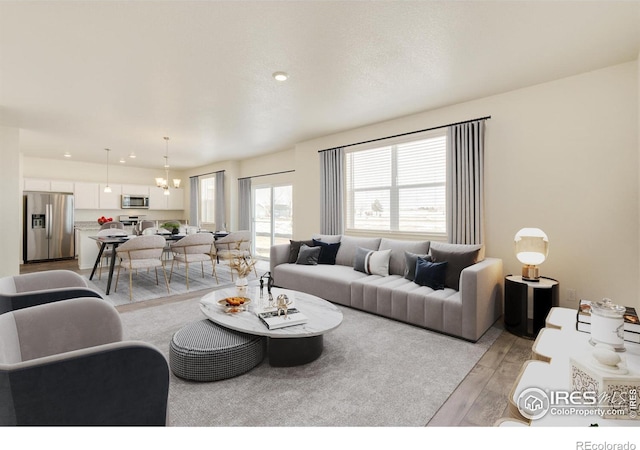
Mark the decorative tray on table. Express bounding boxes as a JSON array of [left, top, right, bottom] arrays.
[[218, 297, 251, 313]]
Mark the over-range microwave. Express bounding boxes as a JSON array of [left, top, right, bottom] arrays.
[[121, 194, 149, 209]]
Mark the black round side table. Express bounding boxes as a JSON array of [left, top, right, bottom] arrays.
[[504, 275, 559, 339]]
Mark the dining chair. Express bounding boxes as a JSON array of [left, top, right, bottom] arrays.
[[213, 230, 257, 281], [0, 270, 103, 314], [169, 233, 217, 290], [0, 297, 169, 425], [95, 228, 128, 279], [99, 221, 125, 230], [114, 235, 170, 301]]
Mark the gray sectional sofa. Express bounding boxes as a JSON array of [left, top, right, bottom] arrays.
[[270, 234, 503, 341]]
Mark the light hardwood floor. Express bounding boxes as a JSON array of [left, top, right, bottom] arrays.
[[20, 258, 531, 427]]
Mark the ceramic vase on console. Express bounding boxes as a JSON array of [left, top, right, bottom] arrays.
[[235, 276, 248, 296]]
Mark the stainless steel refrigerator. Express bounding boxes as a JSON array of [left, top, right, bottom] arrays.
[[23, 191, 75, 262]]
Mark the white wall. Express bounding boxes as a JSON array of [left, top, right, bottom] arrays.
[[0, 126, 21, 276], [291, 62, 639, 310]]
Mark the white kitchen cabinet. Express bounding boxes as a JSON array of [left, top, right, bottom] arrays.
[[23, 178, 51, 191], [50, 180, 74, 193], [167, 187, 184, 210], [24, 178, 76, 193], [149, 186, 184, 210], [74, 182, 100, 209], [122, 184, 149, 196], [99, 184, 122, 209]]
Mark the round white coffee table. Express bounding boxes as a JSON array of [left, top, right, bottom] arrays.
[[200, 286, 343, 366]]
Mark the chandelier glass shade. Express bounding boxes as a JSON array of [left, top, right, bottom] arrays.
[[155, 137, 181, 195]]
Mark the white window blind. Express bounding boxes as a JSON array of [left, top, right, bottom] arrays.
[[345, 132, 447, 234], [199, 176, 216, 226]]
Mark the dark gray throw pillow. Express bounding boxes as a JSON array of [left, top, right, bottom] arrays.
[[296, 244, 321, 265], [289, 239, 314, 263], [404, 251, 431, 281], [414, 257, 447, 290], [430, 243, 482, 290]]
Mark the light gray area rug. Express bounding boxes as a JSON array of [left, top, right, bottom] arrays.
[[86, 261, 267, 306], [120, 297, 501, 427]]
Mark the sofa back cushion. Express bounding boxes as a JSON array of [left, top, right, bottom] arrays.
[[311, 234, 342, 244], [429, 242, 484, 290], [378, 239, 431, 276], [334, 236, 381, 266]]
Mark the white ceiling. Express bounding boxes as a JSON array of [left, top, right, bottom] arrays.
[[1, 1, 639, 170]]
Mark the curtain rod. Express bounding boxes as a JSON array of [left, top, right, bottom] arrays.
[[190, 169, 225, 179], [238, 169, 295, 181], [317, 115, 491, 153]]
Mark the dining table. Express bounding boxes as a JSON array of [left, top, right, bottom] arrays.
[[88, 231, 231, 295], [88, 233, 183, 295]]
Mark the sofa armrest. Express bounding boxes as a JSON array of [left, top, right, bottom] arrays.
[[459, 257, 504, 341], [270, 243, 291, 276], [1, 341, 169, 426]]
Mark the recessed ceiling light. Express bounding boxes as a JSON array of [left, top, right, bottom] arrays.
[[63, 152, 71, 158], [273, 71, 289, 81], [129, 152, 136, 159], [119, 158, 126, 163]]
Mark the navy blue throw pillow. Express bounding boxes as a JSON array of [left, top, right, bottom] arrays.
[[312, 239, 341, 265], [414, 257, 448, 290]]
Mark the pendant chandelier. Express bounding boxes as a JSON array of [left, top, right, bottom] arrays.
[[155, 136, 181, 195]]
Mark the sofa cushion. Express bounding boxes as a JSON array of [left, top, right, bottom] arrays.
[[353, 248, 391, 277], [414, 258, 447, 290], [272, 263, 370, 306], [430, 242, 483, 290], [378, 239, 431, 276], [311, 234, 342, 244], [404, 251, 431, 282], [312, 239, 341, 265], [334, 236, 381, 266], [296, 244, 321, 265], [288, 239, 314, 263]]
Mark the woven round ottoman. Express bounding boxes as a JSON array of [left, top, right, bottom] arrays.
[[169, 319, 265, 381]]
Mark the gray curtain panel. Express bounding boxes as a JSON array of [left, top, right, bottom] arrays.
[[189, 176, 199, 227], [319, 147, 344, 235], [238, 178, 251, 231], [447, 120, 486, 245], [214, 171, 226, 230]]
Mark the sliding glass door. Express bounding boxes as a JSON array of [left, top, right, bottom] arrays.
[[253, 184, 293, 259]]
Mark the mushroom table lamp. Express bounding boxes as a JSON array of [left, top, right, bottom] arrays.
[[514, 228, 549, 282]]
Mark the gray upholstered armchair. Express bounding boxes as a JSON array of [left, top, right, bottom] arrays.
[[0, 297, 169, 426], [0, 270, 103, 314]]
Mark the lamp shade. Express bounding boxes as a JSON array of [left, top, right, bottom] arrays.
[[514, 228, 549, 266]]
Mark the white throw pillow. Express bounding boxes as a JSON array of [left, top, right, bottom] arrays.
[[353, 248, 391, 277]]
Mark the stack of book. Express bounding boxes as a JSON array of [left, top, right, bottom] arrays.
[[256, 308, 308, 330], [576, 299, 640, 343]]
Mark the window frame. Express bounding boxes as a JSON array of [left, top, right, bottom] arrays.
[[343, 129, 448, 240], [198, 175, 216, 229]]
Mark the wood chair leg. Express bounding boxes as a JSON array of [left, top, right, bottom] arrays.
[[128, 269, 133, 301], [161, 264, 170, 294], [154, 267, 159, 285], [169, 259, 175, 283], [211, 258, 219, 284]]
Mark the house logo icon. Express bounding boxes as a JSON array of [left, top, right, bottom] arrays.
[[517, 387, 550, 420]]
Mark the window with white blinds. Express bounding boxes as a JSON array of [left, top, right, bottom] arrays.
[[199, 176, 216, 227], [345, 132, 447, 234]]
